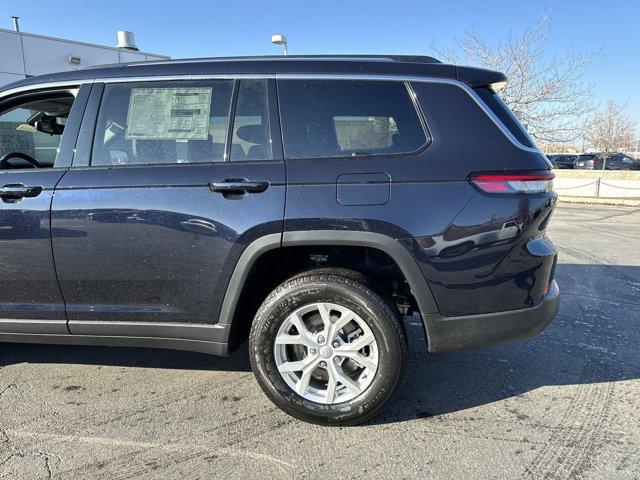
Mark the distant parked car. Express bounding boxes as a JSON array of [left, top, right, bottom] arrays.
[[547, 154, 578, 169], [574, 153, 640, 170]]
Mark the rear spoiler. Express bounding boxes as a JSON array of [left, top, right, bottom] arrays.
[[455, 66, 507, 91]]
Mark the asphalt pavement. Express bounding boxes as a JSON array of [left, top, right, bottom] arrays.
[[1, 203, 639, 479]]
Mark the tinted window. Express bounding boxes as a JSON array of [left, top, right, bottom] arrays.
[[230, 79, 272, 161], [92, 80, 233, 166], [278, 80, 427, 159], [475, 87, 536, 149]]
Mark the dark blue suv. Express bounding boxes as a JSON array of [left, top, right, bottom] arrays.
[[0, 55, 559, 425]]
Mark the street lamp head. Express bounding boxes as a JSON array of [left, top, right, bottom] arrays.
[[271, 34, 287, 45], [271, 34, 288, 55]]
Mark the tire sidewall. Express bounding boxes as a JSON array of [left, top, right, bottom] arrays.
[[250, 277, 405, 425]]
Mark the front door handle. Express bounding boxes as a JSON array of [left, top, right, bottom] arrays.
[[0, 183, 43, 201], [209, 179, 270, 195]]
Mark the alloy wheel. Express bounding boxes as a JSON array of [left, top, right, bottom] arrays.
[[273, 302, 379, 404]]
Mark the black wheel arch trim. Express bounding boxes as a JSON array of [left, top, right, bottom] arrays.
[[217, 230, 441, 348]]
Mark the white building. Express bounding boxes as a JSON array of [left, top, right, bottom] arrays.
[[0, 23, 168, 87]]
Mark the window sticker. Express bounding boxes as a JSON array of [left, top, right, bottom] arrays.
[[125, 87, 212, 140]]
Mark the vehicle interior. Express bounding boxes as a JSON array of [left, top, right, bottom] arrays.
[[92, 80, 272, 166], [0, 91, 75, 170]]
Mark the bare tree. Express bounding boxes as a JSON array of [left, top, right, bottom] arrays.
[[584, 101, 637, 166], [432, 6, 597, 144]]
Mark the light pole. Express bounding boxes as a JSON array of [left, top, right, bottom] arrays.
[[271, 34, 288, 55]]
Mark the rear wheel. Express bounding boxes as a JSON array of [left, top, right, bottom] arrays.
[[249, 269, 407, 425]]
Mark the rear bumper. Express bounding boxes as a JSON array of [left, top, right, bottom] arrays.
[[425, 280, 559, 353]]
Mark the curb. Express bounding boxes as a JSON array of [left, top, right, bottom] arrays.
[[558, 196, 640, 207]]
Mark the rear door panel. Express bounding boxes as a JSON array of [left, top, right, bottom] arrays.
[[52, 162, 284, 326]]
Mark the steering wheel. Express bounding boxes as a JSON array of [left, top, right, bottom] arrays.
[[0, 152, 42, 169]]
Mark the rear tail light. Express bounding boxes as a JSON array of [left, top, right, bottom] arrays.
[[468, 171, 554, 194]]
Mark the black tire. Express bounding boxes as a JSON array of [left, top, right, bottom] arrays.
[[249, 268, 408, 426]]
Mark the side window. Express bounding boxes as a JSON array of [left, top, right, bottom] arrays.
[[92, 80, 233, 166], [278, 80, 427, 159], [474, 87, 537, 149], [0, 92, 75, 169], [230, 79, 272, 161]]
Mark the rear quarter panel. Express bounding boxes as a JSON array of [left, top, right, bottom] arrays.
[[284, 80, 556, 317]]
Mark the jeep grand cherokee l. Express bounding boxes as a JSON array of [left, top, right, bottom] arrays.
[[0, 55, 559, 425]]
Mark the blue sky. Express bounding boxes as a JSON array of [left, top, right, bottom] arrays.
[[3, 0, 639, 137]]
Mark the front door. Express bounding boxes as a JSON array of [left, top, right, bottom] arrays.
[[51, 79, 285, 337], [0, 84, 88, 331]]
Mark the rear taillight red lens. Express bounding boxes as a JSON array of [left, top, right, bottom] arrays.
[[469, 171, 554, 194]]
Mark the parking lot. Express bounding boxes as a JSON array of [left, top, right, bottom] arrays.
[[1, 203, 639, 479]]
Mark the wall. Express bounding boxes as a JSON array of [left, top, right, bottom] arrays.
[[0, 121, 35, 158], [0, 28, 168, 87]]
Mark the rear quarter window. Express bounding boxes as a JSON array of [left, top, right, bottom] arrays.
[[278, 80, 428, 159], [474, 87, 536, 149]]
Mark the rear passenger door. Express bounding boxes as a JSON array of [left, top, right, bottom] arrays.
[[51, 78, 285, 335]]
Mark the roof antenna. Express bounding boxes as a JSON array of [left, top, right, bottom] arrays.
[[11, 16, 20, 32]]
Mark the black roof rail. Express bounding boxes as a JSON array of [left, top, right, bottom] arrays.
[[83, 54, 441, 70], [254, 54, 442, 63]]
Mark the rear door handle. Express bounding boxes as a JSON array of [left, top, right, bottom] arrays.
[[209, 179, 270, 194], [0, 183, 43, 200]]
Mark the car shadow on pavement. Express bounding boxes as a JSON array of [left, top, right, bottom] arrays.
[[368, 263, 640, 425], [0, 341, 252, 372]]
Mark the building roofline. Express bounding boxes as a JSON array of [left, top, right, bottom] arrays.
[[0, 27, 169, 58]]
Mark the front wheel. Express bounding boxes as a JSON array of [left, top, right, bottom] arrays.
[[249, 269, 407, 425]]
